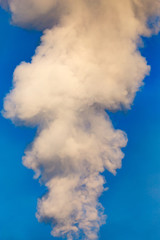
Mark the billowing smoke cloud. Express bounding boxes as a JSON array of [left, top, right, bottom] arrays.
[[1, 0, 160, 239]]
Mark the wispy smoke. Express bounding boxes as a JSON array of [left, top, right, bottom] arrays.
[[1, 0, 160, 239]]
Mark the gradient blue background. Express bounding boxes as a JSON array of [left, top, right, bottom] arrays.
[[0, 8, 160, 240]]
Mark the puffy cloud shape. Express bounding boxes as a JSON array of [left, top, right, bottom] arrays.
[[1, 0, 160, 239]]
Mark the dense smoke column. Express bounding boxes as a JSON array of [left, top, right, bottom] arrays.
[[1, 0, 160, 239]]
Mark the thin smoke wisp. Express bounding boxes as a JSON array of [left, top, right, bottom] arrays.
[[1, 0, 160, 239]]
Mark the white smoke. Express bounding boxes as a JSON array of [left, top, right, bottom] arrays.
[[1, 0, 160, 239]]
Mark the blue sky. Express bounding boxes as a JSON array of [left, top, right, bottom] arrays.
[[0, 7, 160, 240]]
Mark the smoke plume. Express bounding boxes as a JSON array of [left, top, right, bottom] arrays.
[[1, 0, 160, 239]]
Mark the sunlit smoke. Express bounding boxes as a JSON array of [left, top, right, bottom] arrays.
[[1, 0, 160, 239]]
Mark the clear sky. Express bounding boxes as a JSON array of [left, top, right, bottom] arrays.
[[0, 6, 160, 240]]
